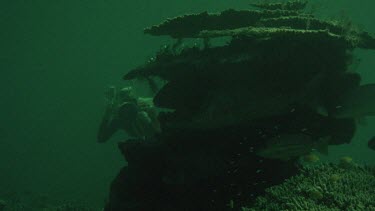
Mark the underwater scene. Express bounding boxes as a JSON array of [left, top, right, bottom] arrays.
[[1, 0, 375, 210]]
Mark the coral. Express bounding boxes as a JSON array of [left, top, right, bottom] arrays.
[[250, 0, 308, 11], [144, 9, 302, 38], [246, 163, 375, 210], [198, 27, 343, 41], [198, 26, 374, 49], [108, 1, 375, 210], [142, 5, 375, 49], [125, 2, 375, 84]]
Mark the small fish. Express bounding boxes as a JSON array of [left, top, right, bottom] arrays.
[[256, 134, 329, 161], [303, 153, 320, 163], [339, 156, 355, 169], [368, 137, 375, 151], [340, 156, 353, 163]]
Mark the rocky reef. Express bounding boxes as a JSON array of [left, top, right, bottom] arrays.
[[101, 0, 375, 210], [246, 163, 375, 210]]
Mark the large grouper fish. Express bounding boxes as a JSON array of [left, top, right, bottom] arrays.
[[164, 82, 375, 130]]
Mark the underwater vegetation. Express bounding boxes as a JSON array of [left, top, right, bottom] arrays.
[[246, 162, 375, 210], [98, 0, 375, 210]]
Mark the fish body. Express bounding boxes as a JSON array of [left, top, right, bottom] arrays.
[[339, 156, 356, 169], [168, 88, 309, 130], [164, 71, 327, 130], [256, 134, 329, 161]]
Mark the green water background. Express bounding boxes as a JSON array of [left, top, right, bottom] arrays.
[[0, 0, 374, 207]]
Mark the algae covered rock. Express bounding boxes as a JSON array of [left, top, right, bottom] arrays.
[[246, 163, 375, 210]]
